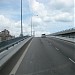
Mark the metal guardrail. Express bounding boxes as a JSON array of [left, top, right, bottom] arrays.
[[0, 37, 32, 70], [0, 36, 29, 53]]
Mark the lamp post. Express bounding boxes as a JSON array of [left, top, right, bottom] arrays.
[[31, 15, 38, 36], [31, 17, 32, 36], [20, 0, 23, 37]]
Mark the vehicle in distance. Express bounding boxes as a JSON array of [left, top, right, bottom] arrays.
[[41, 34, 46, 38]]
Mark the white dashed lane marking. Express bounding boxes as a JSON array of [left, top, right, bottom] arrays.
[[69, 58, 75, 64], [55, 47, 59, 51]]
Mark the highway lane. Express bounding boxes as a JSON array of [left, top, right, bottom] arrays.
[[13, 37, 75, 75], [47, 37, 75, 62]]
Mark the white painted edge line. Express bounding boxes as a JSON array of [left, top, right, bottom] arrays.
[[9, 39, 33, 75], [69, 58, 75, 64]]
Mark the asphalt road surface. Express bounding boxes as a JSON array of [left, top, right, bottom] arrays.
[[10, 37, 75, 75]]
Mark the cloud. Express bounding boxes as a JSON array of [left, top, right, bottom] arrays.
[[49, 0, 74, 10], [0, 15, 13, 29], [28, 0, 48, 16], [0, 15, 31, 36], [28, 0, 74, 23], [52, 12, 74, 22]]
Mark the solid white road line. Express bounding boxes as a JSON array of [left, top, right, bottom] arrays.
[[9, 40, 33, 75]]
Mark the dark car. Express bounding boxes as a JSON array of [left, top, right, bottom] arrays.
[[41, 34, 46, 38]]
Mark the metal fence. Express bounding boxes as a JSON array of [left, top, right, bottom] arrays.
[[0, 36, 29, 52]]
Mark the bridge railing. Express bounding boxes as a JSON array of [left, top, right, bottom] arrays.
[[0, 36, 29, 53]]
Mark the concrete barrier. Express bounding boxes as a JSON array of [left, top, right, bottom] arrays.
[[0, 37, 32, 70]]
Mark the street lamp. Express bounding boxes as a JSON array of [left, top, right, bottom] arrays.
[[31, 15, 38, 36], [20, 0, 23, 37], [31, 17, 32, 36]]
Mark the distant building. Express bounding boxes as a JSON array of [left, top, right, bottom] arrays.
[[0, 29, 15, 42]]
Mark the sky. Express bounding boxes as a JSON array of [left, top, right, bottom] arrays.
[[0, 0, 74, 37]]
